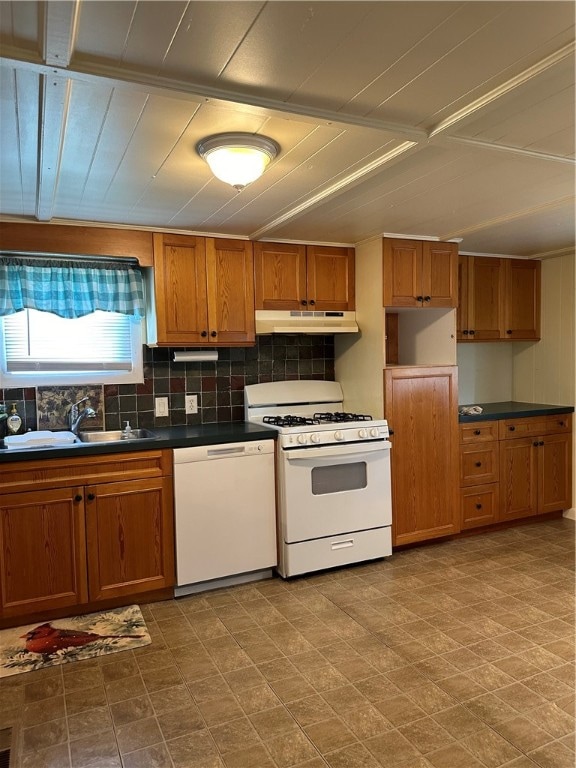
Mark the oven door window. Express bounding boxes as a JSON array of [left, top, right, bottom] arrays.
[[311, 461, 367, 495]]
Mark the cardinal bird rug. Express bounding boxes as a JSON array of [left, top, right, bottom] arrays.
[[0, 605, 151, 677]]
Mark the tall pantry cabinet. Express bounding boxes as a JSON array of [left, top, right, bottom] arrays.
[[335, 236, 460, 547]]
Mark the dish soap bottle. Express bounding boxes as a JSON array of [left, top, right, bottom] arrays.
[[7, 403, 22, 435]]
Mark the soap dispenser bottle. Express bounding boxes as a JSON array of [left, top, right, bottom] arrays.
[[7, 403, 22, 435]]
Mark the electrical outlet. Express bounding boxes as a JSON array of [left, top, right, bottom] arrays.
[[155, 397, 169, 417], [185, 394, 198, 414]]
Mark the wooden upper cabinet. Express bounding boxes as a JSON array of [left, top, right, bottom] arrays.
[[206, 238, 255, 345], [458, 256, 505, 341], [383, 238, 457, 308], [254, 242, 355, 311], [503, 258, 541, 340], [306, 245, 355, 311], [152, 233, 255, 346]]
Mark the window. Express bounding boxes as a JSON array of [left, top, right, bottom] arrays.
[[0, 309, 143, 387]]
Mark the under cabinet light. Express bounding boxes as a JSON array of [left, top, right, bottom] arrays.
[[173, 350, 218, 363]]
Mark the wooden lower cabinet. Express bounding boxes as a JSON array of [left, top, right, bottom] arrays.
[[460, 414, 572, 529], [0, 450, 174, 622], [384, 366, 460, 546]]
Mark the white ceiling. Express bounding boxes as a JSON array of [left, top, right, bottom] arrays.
[[0, 0, 574, 258]]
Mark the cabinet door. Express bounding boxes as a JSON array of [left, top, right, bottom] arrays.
[[306, 245, 355, 311], [0, 488, 87, 617], [206, 238, 255, 345], [85, 477, 175, 601], [421, 241, 458, 308], [469, 257, 505, 340], [254, 242, 307, 310], [384, 366, 460, 545], [152, 233, 209, 345], [538, 432, 572, 514], [456, 255, 470, 340], [499, 438, 538, 521], [503, 259, 541, 340], [383, 239, 422, 307]]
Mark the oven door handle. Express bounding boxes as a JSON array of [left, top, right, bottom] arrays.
[[285, 441, 391, 461]]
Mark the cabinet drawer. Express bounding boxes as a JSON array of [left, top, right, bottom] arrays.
[[0, 449, 173, 493], [460, 421, 499, 443], [499, 415, 571, 440], [461, 484, 499, 529], [460, 442, 499, 486]]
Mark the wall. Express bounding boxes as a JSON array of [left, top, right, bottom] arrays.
[[0, 335, 335, 433], [457, 343, 514, 404]]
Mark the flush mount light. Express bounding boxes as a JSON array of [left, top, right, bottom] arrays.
[[196, 132, 280, 191]]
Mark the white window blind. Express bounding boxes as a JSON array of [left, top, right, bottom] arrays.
[[0, 309, 143, 386]]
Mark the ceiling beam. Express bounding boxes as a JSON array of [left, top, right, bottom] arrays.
[[437, 135, 575, 165]]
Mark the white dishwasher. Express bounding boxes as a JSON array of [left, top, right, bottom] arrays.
[[173, 440, 277, 595]]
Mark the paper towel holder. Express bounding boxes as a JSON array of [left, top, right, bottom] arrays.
[[173, 350, 218, 363]]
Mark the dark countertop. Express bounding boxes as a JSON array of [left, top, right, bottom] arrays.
[[459, 401, 575, 423], [0, 422, 277, 463]]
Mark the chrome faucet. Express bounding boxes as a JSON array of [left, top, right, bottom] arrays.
[[69, 396, 97, 435]]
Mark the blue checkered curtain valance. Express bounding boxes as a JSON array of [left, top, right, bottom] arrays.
[[0, 257, 145, 322]]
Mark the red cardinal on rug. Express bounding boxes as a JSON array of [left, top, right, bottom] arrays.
[[21, 622, 145, 657]]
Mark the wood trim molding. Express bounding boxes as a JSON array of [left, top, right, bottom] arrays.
[[0, 222, 154, 265]]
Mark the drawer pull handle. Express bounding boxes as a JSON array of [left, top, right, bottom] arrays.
[[331, 539, 354, 550], [559, 421, 565, 427], [509, 426, 515, 432], [474, 429, 481, 435], [475, 462, 482, 467], [475, 503, 482, 510]]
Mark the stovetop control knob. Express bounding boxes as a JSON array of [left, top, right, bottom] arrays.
[[358, 428, 367, 439], [334, 430, 344, 441], [297, 434, 307, 444], [310, 433, 321, 443], [370, 427, 379, 438]]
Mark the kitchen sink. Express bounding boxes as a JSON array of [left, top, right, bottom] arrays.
[[77, 429, 158, 443]]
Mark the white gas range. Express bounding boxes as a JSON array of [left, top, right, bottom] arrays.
[[245, 380, 392, 578]]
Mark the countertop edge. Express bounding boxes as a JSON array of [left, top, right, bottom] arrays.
[[459, 402, 574, 423], [0, 422, 277, 463]]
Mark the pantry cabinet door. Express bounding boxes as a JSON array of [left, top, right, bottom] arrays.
[[0, 488, 88, 618], [153, 233, 209, 345], [85, 477, 175, 601], [503, 259, 541, 340], [206, 238, 255, 345], [469, 257, 505, 340]]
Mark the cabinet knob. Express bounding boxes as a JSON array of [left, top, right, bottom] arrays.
[[87, 493, 95, 501], [469, 330, 475, 335], [509, 426, 515, 432], [74, 494, 82, 502], [539, 440, 544, 446], [301, 299, 308, 306], [201, 330, 208, 337], [475, 461, 482, 467], [210, 330, 217, 337], [423, 296, 431, 302], [559, 421, 565, 427], [309, 299, 316, 306], [463, 330, 469, 335], [506, 329, 512, 335], [416, 295, 424, 302], [533, 441, 539, 447], [474, 429, 481, 435], [475, 503, 483, 510]]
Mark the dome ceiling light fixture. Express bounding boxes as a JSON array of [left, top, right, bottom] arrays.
[[196, 132, 280, 192]]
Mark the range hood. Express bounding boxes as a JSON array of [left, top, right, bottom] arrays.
[[255, 310, 359, 335]]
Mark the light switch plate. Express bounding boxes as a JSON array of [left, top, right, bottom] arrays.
[[155, 397, 169, 417]]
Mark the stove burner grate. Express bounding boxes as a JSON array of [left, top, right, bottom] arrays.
[[263, 415, 321, 427], [314, 412, 373, 423]]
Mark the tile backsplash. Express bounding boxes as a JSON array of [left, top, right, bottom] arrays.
[[0, 335, 335, 432]]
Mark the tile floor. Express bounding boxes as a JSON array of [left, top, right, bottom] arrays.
[[1, 518, 574, 768]]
